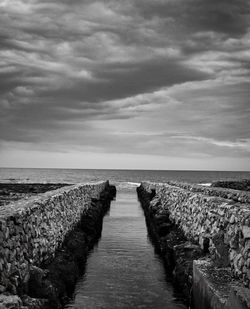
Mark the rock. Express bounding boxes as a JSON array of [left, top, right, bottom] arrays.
[[211, 179, 250, 191], [174, 242, 203, 261], [0, 285, 6, 293], [229, 215, 236, 224], [158, 223, 172, 237], [245, 240, 250, 251], [229, 233, 239, 249], [242, 226, 250, 239], [21, 295, 49, 309], [0, 294, 22, 309], [212, 230, 230, 267], [27, 266, 57, 301]]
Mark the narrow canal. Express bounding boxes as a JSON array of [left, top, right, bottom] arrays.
[[66, 184, 187, 309]]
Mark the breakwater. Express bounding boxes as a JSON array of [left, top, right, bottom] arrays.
[[0, 183, 71, 207], [0, 181, 116, 309], [137, 181, 250, 309], [211, 180, 250, 192]]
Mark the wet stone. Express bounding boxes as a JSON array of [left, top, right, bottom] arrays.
[[0, 294, 22, 309]]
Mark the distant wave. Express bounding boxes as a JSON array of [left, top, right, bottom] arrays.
[[199, 183, 212, 186], [114, 181, 140, 190], [127, 182, 140, 186]]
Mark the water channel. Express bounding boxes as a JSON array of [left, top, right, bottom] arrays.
[[65, 185, 187, 309]]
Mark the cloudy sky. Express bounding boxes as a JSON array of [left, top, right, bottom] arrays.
[[0, 0, 250, 170]]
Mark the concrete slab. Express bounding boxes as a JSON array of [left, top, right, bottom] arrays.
[[193, 259, 250, 309]]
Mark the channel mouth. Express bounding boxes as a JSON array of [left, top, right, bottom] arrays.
[[65, 185, 186, 309]]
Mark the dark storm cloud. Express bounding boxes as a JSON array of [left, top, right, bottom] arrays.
[[0, 71, 21, 94], [42, 58, 210, 102], [135, 0, 250, 37], [0, 0, 249, 165]]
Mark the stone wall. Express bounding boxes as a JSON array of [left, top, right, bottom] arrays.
[[0, 181, 109, 294], [211, 180, 250, 192], [0, 183, 71, 207], [140, 182, 250, 287], [165, 181, 250, 203]]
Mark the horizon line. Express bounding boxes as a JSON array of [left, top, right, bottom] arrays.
[[0, 166, 250, 172]]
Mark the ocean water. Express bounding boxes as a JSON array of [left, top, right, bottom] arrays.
[[0, 168, 249, 186]]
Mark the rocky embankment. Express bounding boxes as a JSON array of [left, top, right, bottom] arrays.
[[0, 184, 71, 207], [165, 180, 250, 203], [137, 182, 250, 309], [137, 185, 202, 306], [0, 182, 116, 309], [211, 179, 250, 192]]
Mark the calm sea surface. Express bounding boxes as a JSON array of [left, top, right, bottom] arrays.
[[1, 168, 249, 308], [0, 168, 249, 185]]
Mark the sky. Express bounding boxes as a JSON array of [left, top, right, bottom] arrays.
[[0, 0, 250, 170]]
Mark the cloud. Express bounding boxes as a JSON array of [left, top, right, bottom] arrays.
[[0, 0, 249, 169], [40, 58, 210, 103], [135, 0, 250, 37]]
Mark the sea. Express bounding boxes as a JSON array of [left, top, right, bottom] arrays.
[[0, 168, 249, 187], [1, 168, 250, 308]]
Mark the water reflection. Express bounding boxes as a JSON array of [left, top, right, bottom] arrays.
[[66, 187, 186, 309]]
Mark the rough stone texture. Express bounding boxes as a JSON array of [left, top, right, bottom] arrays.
[[140, 182, 250, 288], [0, 181, 108, 294], [0, 294, 22, 309], [165, 181, 250, 203], [211, 180, 250, 192], [137, 185, 197, 305], [0, 184, 71, 207], [21, 295, 48, 309]]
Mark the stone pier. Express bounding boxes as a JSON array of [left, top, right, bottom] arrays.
[[0, 181, 116, 309], [137, 181, 250, 309]]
